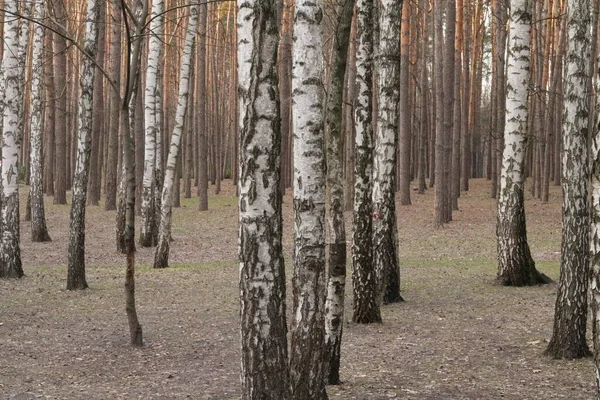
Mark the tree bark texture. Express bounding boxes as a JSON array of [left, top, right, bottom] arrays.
[[398, 2, 411, 206], [352, 0, 380, 324], [289, 0, 328, 397], [544, 0, 591, 360], [496, 0, 549, 286], [53, 0, 68, 205], [237, 0, 289, 397], [324, 0, 353, 385], [373, 0, 403, 304]]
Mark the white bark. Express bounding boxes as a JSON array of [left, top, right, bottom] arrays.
[[140, 0, 165, 247], [153, 5, 198, 269], [0, 0, 26, 278], [372, 0, 402, 304], [29, 0, 51, 243], [289, 0, 327, 398], [237, 1, 289, 398], [67, 0, 99, 290]]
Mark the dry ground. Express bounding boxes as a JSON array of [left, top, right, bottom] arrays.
[[0, 179, 594, 399]]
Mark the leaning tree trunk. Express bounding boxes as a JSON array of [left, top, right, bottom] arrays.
[[67, 0, 100, 291], [289, 0, 328, 398], [544, 0, 591, 360], [153, 5, 198, 269], [324, 0, 353, 385], [352, 0, 380, 324], [237, 1, 289, 398], [496, 0, 550, 286], [140, 0, 164, 247], [29, 0, 51, 243], [0, 0, 26, 279], [373, 0, 404, 304]]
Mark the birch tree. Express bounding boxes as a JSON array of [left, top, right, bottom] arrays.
[[0, 0, 26, 278], [140, 0, 164, 247], [352, 0, 380, 324], [324, 0, 353, 385], [237, 0, 289, 397], [544, 0, 591, 359], [29, 0, 51, 243], [153, 5, 198, 269], [66, 0, 100, 290], [592, 67, 600, 400], [373, 0, 403, 304], [289, 0, 327, 397], [496, 0, 550, 286]]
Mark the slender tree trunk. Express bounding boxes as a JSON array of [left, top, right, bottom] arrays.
[[87, 1, 105, 206], [140, 0, 164, 247], [398, 2, 411, 206], [153, 6, 198, 269], [105, 0, 122, 211], [433, 0, 446, 227], [53, 0, 68, 205], [443, 0, 456, 220], [29, 1, 51, 243], [67, 0, 100, 291], [352, 0, 380, 324], [324, 0, 353, 385], [544, 0, 591, 360], [237, 1, 289, 397], [289, 0, 328, 397], [496, 0, 550, 286], [44, 31, 55, 197], [197, 0, 208, 210]]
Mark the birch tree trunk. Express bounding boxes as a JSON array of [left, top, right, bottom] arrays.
[[592, 70, 600, 400], [140, 0, 164, 247], [153, 5, 198, 270], [373, 0, 403, 304], [289, 0, 328, 397], [237, 1, 289, 398], [0, 0, 25, 278], [324, 0, 353, 385], [29, 1, 51, 243], [352, 0, 380, 324], [67, 0, 100, 291], [496, 0, 549, 286], [544, 0, 591, 360]]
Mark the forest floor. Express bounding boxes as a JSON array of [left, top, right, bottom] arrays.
[[0, 178, 594, 399]]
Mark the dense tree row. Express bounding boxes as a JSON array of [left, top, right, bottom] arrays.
[[2, 0, 600, 398]]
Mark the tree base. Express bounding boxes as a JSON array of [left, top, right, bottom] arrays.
[[494, 271, 552, 286], [543, 340, 592, 360]]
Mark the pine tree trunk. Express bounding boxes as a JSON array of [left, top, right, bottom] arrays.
[[496, 0, 549, 286], [544, 0, 591, 360], [154, 6, 198, 269], [433, 0, 446, 227], [67, 0, 100, 291], [105, 0, 122, 211], [398, 2, 411, 206], [197, 0, 208, 211], [443, 0, 455, 221], [44, 31, 55, 197], [352, 0, 380, 324], [237, 1, 289, 397], [373, 0, 403, 304], [53, 0, 68, 205], [289, 0, 328, 397], [140, 0, 164, 247], [29, 1, 51, 243], [324, 0, 353, 385]]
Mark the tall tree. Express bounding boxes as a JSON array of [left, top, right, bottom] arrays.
[[29, 0, 51, 243], [288, 0, 327, 397], [496, 0, 550, 286], [373, 0, 403, 304], [591, 66, 600, 400], [140, 0, 164, 247], [66, 0, 100, 291], [197, 0, 208, 211], [433, 0, 447, 226], [544, 0, 591, 359], [0, 0, 28, 278], [153, 5, 198, 269], [324, 0, 353, 385], [352, 0, 380, 324], [53, 0, 68, 205], [398, 1, 411, 206], [237, 0, 289, 397]]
